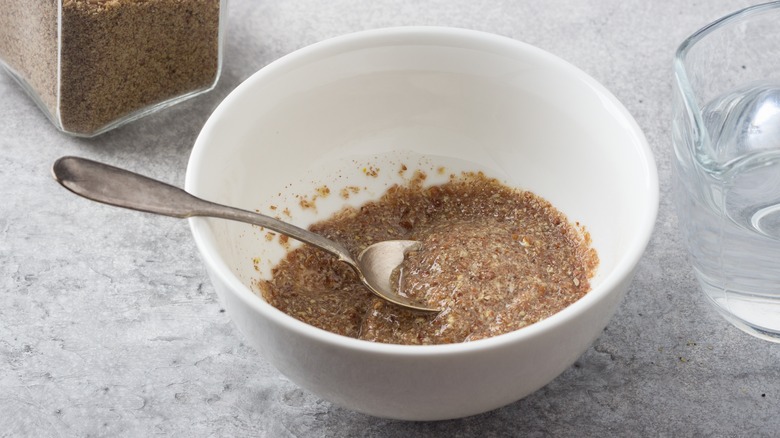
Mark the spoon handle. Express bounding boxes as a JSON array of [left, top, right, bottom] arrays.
[[51, 156, 355, 265]]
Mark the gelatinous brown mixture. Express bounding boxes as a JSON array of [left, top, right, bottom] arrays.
[[256, 172, 598, 345]]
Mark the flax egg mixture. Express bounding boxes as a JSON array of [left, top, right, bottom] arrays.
[[255, 170, 598, 345]]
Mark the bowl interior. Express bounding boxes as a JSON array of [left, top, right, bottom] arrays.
[[187, 28, 656, 335]]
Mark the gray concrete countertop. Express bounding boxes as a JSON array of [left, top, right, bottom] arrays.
[[2, 0, 778, 436]]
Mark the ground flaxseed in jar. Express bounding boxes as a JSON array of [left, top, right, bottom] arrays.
[[0, 0, 223, 136], [256, 171, 599, 345]]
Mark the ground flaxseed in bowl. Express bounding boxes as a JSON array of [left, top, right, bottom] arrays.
[[256, 171, 599, 345], [187, 27, 657, 419], [0, 0, 223, 136]]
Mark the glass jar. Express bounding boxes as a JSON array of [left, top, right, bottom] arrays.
[[0, 0, 225, 137]]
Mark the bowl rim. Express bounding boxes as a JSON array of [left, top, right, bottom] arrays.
[[186, 25, 659, 356]]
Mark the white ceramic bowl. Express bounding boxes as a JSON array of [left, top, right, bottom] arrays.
[[186, 27, 658, 421]]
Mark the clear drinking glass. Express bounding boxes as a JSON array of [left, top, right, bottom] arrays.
[[0, 0, 225, 137], [673, 1, 780, 341]]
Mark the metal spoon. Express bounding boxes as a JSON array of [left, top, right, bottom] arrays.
[[51, 156, 439, 313]]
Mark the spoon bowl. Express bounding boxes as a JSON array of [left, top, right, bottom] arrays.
[[51, 156, 438, 313]]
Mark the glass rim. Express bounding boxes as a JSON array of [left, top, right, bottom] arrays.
[[675, 1, 780, 64]]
